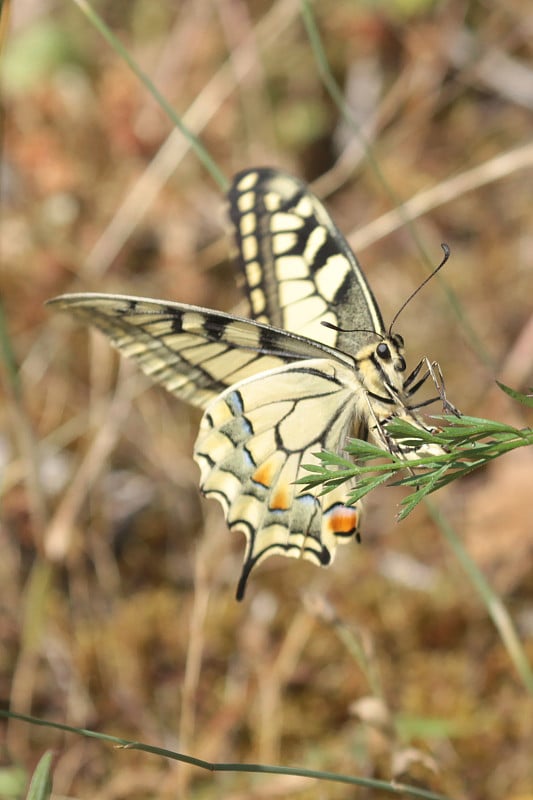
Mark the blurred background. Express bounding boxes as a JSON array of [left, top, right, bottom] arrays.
[[1, 1, 532, 798]]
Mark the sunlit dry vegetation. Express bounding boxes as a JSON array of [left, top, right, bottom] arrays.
[[1, 1, 532, 798]]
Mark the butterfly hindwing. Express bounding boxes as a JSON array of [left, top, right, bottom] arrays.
[[194, 358, 362, 599]]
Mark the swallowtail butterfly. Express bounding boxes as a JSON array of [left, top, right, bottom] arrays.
[[49, 168, 450, 599]]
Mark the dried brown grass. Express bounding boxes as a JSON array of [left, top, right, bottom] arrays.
[[2, 1, 533, 798]]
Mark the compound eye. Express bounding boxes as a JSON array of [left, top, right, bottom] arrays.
[[397, 356, 406, 372], [376, 342, 391, 360]]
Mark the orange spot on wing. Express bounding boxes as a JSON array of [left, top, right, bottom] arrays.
[[271, 486, 289, 510], [253, 461, 274, 488], [326, 506, 359, 536]]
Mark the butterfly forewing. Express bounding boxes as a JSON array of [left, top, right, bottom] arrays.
[[48, 294, 350, 409], [229, 168, 385, 352]]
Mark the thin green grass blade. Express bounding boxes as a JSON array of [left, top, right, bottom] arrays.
[[299, 0, 490, 366], [425, 502, 533, 697], [26, 752, 53, 800], [0, 709, 455, 800], [71, 0, 227, 191]]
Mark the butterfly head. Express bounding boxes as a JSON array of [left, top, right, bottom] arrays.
[[375, 333, 406, 374], [354, 331, 408, 400]]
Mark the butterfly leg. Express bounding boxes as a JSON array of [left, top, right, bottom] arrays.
[[405, 358, 461, 417], [403, 358, 428, 393], [422, 359, 461, 417]]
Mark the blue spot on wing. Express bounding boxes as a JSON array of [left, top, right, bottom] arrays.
[[226, 390, 244, 415]]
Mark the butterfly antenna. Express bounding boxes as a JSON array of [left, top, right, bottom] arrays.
[[321, 321, 380, 338], [388, 243, 450, 335]]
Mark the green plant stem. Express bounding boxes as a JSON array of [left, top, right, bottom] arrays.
[[71, 0, 228, 191], [300, 0, 491, 368], [1, 709, 454, 800]]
